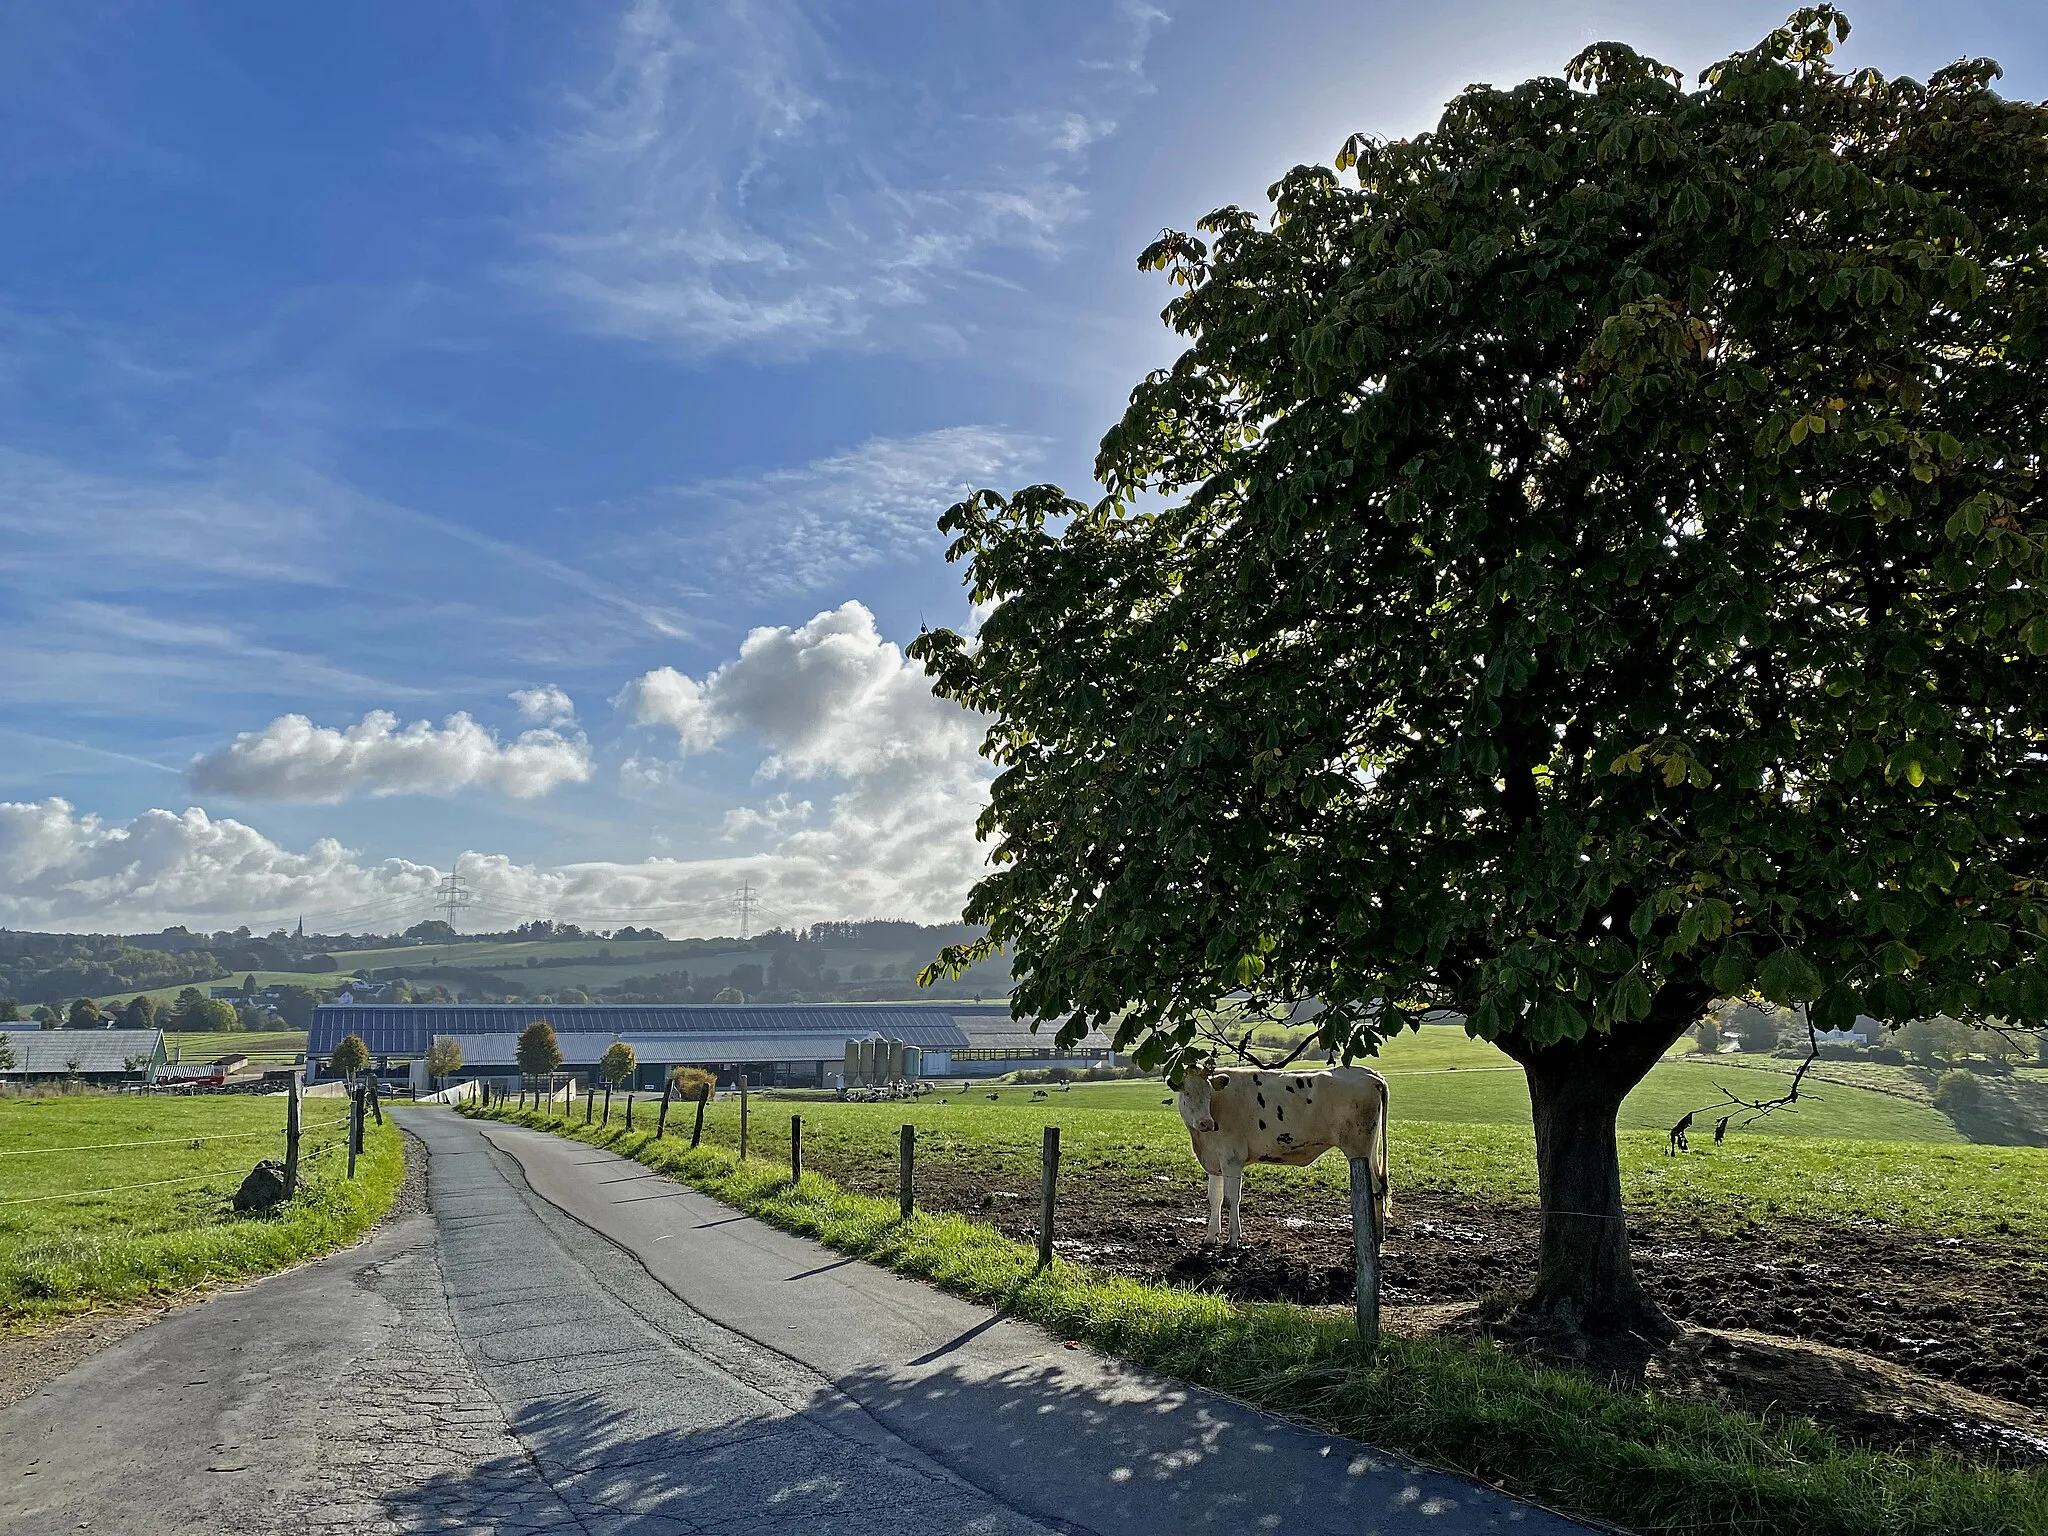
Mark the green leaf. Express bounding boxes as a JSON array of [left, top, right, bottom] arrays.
[[1757, 949, 1824, 1004], [1707, 949, 1751, 993]]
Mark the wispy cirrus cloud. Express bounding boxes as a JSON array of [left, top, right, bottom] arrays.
[[596, 425, 1039, 601], [511, 0, 1168, 356]]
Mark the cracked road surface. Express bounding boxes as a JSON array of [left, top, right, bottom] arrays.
[[0, 1108, 1585, 1534]]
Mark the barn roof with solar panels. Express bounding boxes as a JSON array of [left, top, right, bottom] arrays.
[[308, 1001, 1116, 1084]]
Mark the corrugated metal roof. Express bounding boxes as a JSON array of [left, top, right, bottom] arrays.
[[311, 1003, 1000, 1057], [949, 1011, 1113, 1053], [0, 1029, 165, 1076], [439, 1030, 959, 1068]]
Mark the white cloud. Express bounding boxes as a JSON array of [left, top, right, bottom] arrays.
[[0, 798, 443, 932], [513, 0, 1160, 355], [719, 793, 812, 841], [187, 710, 593, 804], [615, 669, 721, 753], [510, 684, 577, 724], [622, 601, 983, 776], [3, 605, 997, 934], [619, 599, 994, 916], [0, 792, 976, 934]]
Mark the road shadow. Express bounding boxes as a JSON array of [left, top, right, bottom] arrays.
[[375, 1355, 1536, 1535]]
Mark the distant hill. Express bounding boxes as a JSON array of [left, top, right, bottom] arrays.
[[346, 921, 1012, 1005], [7, 918, 1010, 1011]]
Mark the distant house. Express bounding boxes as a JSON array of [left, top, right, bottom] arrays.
[[1816, 1015, 1888, 1048], [0, 1028, 166, 1084]]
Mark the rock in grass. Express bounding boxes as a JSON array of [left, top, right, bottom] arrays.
[[233, 1160, 290, 1213]]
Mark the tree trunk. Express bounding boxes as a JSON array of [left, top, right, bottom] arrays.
[[1500, 994, 1705, 1343]]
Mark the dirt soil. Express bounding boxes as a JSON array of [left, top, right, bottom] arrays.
[[815, 1151, 2048, 1467]]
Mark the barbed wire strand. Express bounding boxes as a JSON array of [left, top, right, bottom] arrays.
[[0, 1117, 353, 1157]]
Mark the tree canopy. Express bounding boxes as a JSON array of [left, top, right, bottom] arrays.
[[424, 1036, 464, 1084], [329, 1032, 371, 1079], [516, 1020, 563, 1080], [913, 8, 2048, 1334], [599, 1041, 637, 1088]]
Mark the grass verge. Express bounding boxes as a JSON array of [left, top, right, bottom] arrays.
[[1, 1094, 405, 1325], [465, 1101, 2046, 1536]]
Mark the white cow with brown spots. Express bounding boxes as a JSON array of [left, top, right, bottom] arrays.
[[1174, 1065, 1390, 1248]]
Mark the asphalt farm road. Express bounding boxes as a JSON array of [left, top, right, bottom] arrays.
[[0, 1107, 1587, 1536]]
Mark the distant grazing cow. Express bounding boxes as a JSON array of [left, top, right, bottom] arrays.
[[1174, 1066, 1390, 1248]]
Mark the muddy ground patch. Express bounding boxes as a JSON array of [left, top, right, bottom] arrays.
[[809, 1147, 2048, 1465]]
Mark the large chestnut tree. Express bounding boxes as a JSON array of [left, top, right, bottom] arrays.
[[912, 10, 2048, 1338]]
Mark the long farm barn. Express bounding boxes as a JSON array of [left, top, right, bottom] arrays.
[[307, 1002, 1114, 1088]]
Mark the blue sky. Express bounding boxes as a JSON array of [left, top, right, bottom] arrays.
[[3, 0, 2042, 935]]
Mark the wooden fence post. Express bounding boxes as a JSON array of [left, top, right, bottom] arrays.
[[1349, 1155, 1381, 1353], [691, 1085, 709, 1149], [899, 1124, 915, 1220], [739, 1074, 750, 1160], [625, 1094, 634, 1132], [657, 1081, 673, 1138], [603, 1086, 612, 1126], [366, 1075, 384, 1126], [347, 1085, 363, 1178], [1038, 1125, 1060, 1268], [284, 1074, 302, 1197], [791, 1114, 803, 1183]]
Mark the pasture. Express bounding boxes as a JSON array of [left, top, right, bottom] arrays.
[[0, 1093, 403, 1325], [467, 1095, 2048, 1536], [162, 1029, 307, 1064], [957, 1026, 1964, 1144], [89, 971, 339, 1010]]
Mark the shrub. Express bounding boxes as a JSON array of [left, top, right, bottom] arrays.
[[668, 1066, 715, 1100], [1934, 1071, 1986, 1117]]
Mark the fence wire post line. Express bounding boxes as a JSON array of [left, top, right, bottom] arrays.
[[1038, 1125, 1060, 1269], [899, 1124, 915, 1220], [0, 1128, 295, 1156], [285, 1075, 302, 1198], [0, 1164, 333, 1207], [1349, 1154, 1381, 1352]]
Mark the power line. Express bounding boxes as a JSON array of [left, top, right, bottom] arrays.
[[434, 860, 471, 937]]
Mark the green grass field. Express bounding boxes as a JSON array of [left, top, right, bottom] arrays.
[[159, 1029, 307, 1064], [729, 1035, 2043, 1242], [88, 970, 337, 1009], [950, 1023, 1961, 1141], [465, 1102, 2048, 1536], [0, 1094, 403, 1325]]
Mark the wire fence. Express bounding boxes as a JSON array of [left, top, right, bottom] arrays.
[[0, 1110, 365, 1209]]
